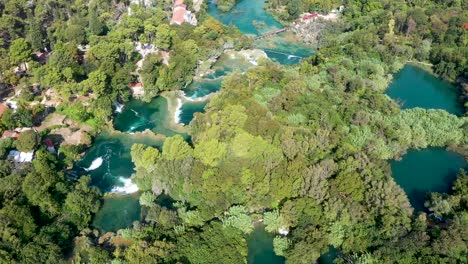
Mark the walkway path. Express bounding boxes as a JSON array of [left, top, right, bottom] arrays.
[[254, 27, 289, 40]]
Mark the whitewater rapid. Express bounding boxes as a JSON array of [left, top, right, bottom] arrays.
[[110, 177, 139, 194], [174, 98, 183, 125], [84, 157, 104, 171]]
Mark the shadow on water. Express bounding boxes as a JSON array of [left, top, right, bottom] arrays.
[[248, 225, 285, 264], [318, 246, 339, 264]]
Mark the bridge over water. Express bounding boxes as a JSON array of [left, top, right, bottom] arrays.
[[254, 27, 290, 40]]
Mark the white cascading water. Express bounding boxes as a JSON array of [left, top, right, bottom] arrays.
[[114, 102, 124, 113], [110, 177, 139, 194], [84, 157, 104, 171], [174, 98, 183, 125]]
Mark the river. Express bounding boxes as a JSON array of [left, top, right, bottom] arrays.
[[80, 0, 464, 263]]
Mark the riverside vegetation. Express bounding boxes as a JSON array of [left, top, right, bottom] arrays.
[[0, 0, 467, 263]]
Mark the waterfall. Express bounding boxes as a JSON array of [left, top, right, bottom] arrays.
[[84, 157, 104, 171], [110, 177, 139, 194]]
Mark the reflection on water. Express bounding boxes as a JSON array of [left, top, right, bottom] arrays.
[[248, 226, 285, 264]]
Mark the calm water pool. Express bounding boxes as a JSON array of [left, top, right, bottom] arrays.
[[387, 65, 463, 116], [390, 148, 467, 212]]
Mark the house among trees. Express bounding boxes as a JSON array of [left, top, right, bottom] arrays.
[[130, 82, 144, 97], [171, 0, 197, 26], [0, 103, 8, 118], [43, 139, 56, 153], [2, 130, 20, 139], [302, 13, 318, 21], [8, 150, 34, 163], [34, 50, 51, 65]]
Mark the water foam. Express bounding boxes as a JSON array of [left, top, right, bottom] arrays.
[[84, 157, 103, 171], [130, 109, 139, 116], [174, 98, 183, 125], [110, 177, 139, 194], [114, 102, 124, 113]]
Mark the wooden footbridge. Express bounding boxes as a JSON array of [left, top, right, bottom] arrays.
[[255, 27, 290, 40]]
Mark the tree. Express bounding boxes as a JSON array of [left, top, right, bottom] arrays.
[[221, 206, 254, 234], [84, 70, 108, 96], [139, 191, 157, 207], [15, 130, 39, 152], [154, 24, 175, 50], [89, 9, 105, 36], [273, 236, 290, 256], [162, 135, 193, 161], [64, 176, 101, 229], [27, 19, 45, 50], [264, 210, 286, 233], [9, 38, 32, 68]]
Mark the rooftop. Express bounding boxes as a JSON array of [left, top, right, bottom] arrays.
[[0, 103, 8, 117]]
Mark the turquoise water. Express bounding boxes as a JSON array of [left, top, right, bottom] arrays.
[[390, 148, 467, 212], [179, 101, 208, 126], [256, 33, 314, 65], [318, 246, 338, 264], [184, 78, 223, 98], [248, 226, 285, 264], [92, 194, 141, 232], [387, 65, 463, 116], [114, 97, 183, 136], [76, 132, 163, 192], [208, 0, 283, 36], [77, 132, 163, 232], [208, 0, 314, 65]]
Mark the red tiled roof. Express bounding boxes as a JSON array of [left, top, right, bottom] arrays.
[[2, 130, 19, 138], [462, 23, 468, 30], [303, 13, 318, 20], [0, 104, 8, 117], [130, 82, 143, 88], [171, 5, 187, 25], [43, 139, 54, 148]]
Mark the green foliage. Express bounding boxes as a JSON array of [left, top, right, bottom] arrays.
[[15, 130, 39, 152], [139, 191, 157, 207], [162, 135, 193, 161], [273, 236, 291, 256], [194, 139, 227, 167], [178, 222, 247, 264], [64, 176, 101, 229], [264, 210, 286, 233], [154, 24, 175, 50], [9, 38, 32, 66], [221, 206, 254, 234]]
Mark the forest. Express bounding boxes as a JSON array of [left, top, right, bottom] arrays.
[[0, 0, 466, 263]]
